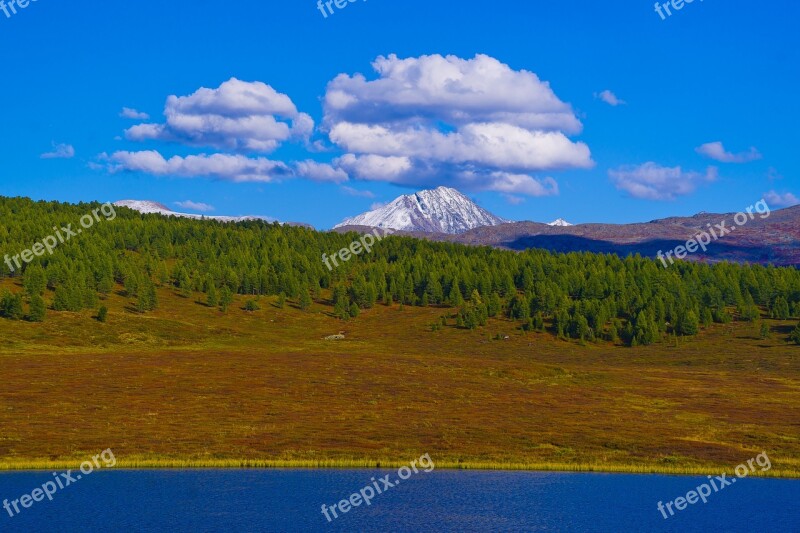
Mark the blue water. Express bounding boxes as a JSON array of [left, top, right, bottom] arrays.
[[0, 469, 797, 532]]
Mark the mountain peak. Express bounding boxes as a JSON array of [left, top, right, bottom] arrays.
[[548, 218, 574, 227], [335, 187, 509, 234]]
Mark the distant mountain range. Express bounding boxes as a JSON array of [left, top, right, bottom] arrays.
[[117, 189, 800, 267], [400, 206, 800, 267], [114, 200, 275, 223], [333, 188, 800, 267]]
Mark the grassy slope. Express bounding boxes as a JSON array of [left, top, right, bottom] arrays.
[[0, 280, 798, 477]]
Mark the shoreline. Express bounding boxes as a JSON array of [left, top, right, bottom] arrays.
[[1, 459, 797, 478]]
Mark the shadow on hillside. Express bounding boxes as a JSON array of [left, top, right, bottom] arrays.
[[503, 235, 785, 265]]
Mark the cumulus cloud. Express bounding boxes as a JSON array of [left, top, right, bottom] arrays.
[[294, 160, 348, 183], [174, 200, 215, 212], [696, 141, 762, 163], [125, 78, 314, 152], [764, 190, 800, 208], [322, 54, 592, 195], [595, 90, 626, 106], [105, 150, 291, 182], [120, 107, 150, 120], [336, 154, 413, 181], [41, 143, 75, 159], [609, 162, 718, 201]]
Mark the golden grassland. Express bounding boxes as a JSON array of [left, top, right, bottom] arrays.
[[1, 280, 799, 477]]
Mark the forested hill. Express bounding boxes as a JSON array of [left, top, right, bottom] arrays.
[[2, 196, 800, 346]]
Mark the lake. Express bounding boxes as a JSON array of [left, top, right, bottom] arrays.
[[0, 469, 797, 532]]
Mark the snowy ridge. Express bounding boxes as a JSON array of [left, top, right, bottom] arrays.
[[548, 218, 574, 227], [114, 200, 276, 223], [334, 187, 508, 234]]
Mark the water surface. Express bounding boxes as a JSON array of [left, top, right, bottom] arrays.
[[0, 469, 797, 532]]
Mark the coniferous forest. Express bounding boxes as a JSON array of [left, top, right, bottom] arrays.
[[2, 196, 800, 346]]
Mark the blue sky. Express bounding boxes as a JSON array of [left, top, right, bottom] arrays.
[[0, 0, 797, 228]]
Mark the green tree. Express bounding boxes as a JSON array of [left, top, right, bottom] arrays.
[[97, 305, 108, 323], [206, 283, 219, 307], [508, 294, 530, 320], [0, 290, 24, 320], [243, 299, 260, 312], [299, 290, 312, 311], [771, 297, 791, 320], [219, 286, 233, 312], [137, 279, 158, 312], [27, 293, 46, 322], [23, 264, 46, 296], [676, 310, 700, 336], [791, 322, 800, 345], [487, 292, 502, 318]]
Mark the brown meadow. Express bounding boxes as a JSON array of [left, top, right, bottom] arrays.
[[1, 282, 798, 476]]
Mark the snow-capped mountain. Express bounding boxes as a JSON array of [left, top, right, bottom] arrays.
[[114, 200, 276, 223], [548, 218, 574, 227], [334, 187, 509, 234]]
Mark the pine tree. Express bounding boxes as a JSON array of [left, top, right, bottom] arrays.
[[28, 293, 46, 322], [23, 264, 46, 296], [771, 297, 791, 320], [382, 288, 392, 306], [219, 286, 233, 312], [448, 279, 464, 307], [676, 310, 700, 336], [299, 290, 312, 311], [608, 320, 620, 343], [487, 292, 502, 318], [0, 291, 24, 320], [207, 283, 219, 307], [532, 312, 545, 331], [791, 322, 800, 345], [97, 305, 108, 323]]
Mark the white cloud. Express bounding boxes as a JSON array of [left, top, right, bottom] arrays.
[[336, 154, 414, 181], [325, 54, 583, 133], [329, 122, 590, 171], [340, 186, 376, 198], [370, 201, 387, 211], [609, 162, 718, 201], [764, 190, 800, 208], [41, 143, 75, 159], [696, 141, 762, 163], [595, 90, 626, 106], [125, 78, 313, 152], [503, 194, 525, 205], [323, 54, 591, 195], [105, 150, 291, 182], [174, 200, 215, 212], [481, 172, 559, 197], [120, 107, 150, 120], [294, 160, 348, 183]]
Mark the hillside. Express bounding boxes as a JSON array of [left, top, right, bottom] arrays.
[[1, 196, 800, 475], [1, 280, 799, 475]]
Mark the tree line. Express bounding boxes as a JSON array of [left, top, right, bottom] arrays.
[[1, 196, 800, 345]]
